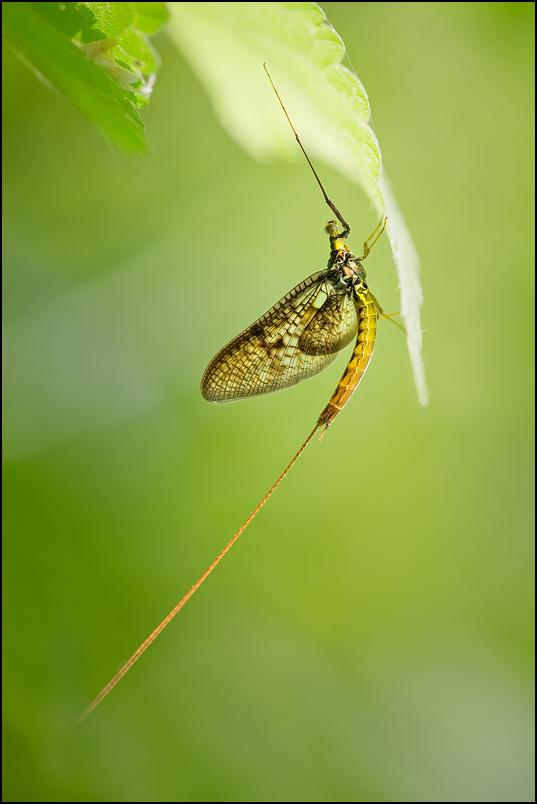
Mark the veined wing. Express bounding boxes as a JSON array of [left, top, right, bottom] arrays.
[[201, 270, 358, 402]]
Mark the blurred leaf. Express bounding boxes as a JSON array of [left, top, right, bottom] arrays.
[[168, 1, 428, 404], [131, 2, 170, 35], [2, 1, 169, 155]]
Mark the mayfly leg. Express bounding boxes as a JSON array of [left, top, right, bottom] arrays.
[[361, 215, 387, 260]]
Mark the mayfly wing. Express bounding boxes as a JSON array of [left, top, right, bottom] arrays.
[[201, 270, 359, 403]]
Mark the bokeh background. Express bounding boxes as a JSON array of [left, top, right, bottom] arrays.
[[3, 2, 534, 801]]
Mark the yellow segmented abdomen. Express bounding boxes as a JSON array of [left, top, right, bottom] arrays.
[[317, 291, 378, 427]]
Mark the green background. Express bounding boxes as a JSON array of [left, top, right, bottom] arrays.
[[3, 2, 534, 801]]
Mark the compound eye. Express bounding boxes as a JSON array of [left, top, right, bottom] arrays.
[[325, 221, 338, 235]]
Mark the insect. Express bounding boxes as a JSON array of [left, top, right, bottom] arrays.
[[202, 66, 387, 433], [77, 65, 392, 723], [201, 212, 385, 432]]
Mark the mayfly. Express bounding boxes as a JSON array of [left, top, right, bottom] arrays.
[[77, 65, 393, 723]]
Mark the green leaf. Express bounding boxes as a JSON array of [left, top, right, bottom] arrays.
[[132, 2, 170, 35], [2, 2, 169, 156], [168, 1, 428, 405]]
